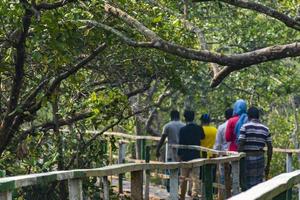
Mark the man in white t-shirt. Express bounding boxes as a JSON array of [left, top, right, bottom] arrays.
[[156, 110, 185, 192]]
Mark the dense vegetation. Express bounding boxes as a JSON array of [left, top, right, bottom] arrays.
[[0, 0, 299, 199]]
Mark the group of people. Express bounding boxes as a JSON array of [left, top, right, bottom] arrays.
[[156, 99, 273, 200]]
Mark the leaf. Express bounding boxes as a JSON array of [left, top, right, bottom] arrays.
[[152, 15, 163, 23]]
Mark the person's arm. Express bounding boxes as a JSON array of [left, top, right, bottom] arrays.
[[237, 125, 246, 152], [265, 141, 273, 179], [156, 134, 167, 158], [214, 126, 223, 150]]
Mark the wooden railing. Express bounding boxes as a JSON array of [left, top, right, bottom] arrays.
[[229, 170, 300, 200], [0, 153, 245, 200], [3, 130, 299, 200]]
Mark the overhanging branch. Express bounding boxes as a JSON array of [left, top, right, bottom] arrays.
[[103, 3, 300, 87], [194, 0, 300, 31]]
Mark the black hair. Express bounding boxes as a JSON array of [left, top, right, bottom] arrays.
[[184, 110, 195, 122], [247, 107, 259, 119], [200, 114, 211, 124], [225, 108, 233, 120], [170, 110, 180, 120]]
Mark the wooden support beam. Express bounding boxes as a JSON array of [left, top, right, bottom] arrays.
[[231, 160, 240, 195], [68, 179, 83, 200], [131, 170, 143, 200], [169, 168, 179, 200], [103, 176, 110, 200]]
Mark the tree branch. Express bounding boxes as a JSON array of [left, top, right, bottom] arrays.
[[194, 0, 300, 31], [80, 20, 153, 48], [19, 111, 93, 142], [145, 0, 219, 75], [103, 3, 300, 87], [46, 43, 106, 96], [35, 0, 76, 11]]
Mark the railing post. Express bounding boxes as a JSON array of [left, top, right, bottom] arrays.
[[231, 160, 240, 195], [141, 139, 146, 160], [273, 189, 292, 200], [144, 146, 150, 200], [286, 153, 293, 173], [131, 170, 143, 200], [0, 170, 11, 200], [203, 164, 214, 200], [103, 176, 110, 200], [169, 168, 179, 200], [239, 157, 247, 192], [0, 192, 12, 200], [118, 141, 126, 194], [224, 162, 231, 198], [68, 179, 83, 200]]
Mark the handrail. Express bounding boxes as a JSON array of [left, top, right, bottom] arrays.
[[0, 153, 244, 193], [169, 144, 238, 156], [62, 129, 300, 154], [229, 170, 300, 200]]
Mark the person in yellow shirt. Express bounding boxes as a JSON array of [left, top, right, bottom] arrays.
[[200, 114, 217, 158]]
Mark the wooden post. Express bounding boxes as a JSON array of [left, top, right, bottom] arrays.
[[68, 179, 83, 200], [203, 164, 213, 200], [118, 142, 126, 194], [0, 170, 11, 200], [103, 176, 110, 200], [0, 192, 12, 200], [144, 146, 150, 200], [169, 168, 179, 200], [131, 170, 143, 200], [231, 160, 240, 195], [224, 162, 231, 198], [286, 153, 293, 172], [239, 157, 247, 192], [141, 139, 146, 160], [273, 189, 292, 200]]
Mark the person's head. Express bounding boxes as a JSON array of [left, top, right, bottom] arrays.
[[200, 113, 211, 125], [247, 107, 260, 120], [233, 99, 247, 116], [170, 110, 180, 121], [225, 108, 233, 120], [184, 110, 195, 122]]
